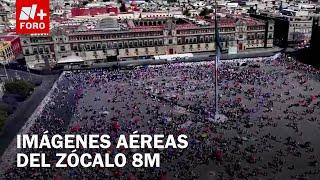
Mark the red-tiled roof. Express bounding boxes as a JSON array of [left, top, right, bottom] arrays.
[[71, 6, 118, 17]]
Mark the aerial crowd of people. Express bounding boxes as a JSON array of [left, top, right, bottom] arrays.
[[1, 53, 320, 179]]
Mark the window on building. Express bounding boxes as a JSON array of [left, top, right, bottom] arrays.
[[25, 49, 30, 55], [193, 38, 197, 43], [80, 44, 85, 51], [205, 37, 209, 43], [60, 46, 66, 51]]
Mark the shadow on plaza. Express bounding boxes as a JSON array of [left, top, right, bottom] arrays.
[[290, 48, 320, 69]]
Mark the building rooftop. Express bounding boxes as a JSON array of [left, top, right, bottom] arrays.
[[0, 33, 19, 42], [97, 18, 120, 30], [43, 14, 268, 35]]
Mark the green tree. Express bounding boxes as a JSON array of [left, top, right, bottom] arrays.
[[4, 80, 35, 99], [183, 9, 191, 17], [0, 104, 12, 132], [199, 7, 213, 17], [0, 107, 8, 131]]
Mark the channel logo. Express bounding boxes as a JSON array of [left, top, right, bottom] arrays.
[[16, 0, 50, 34], [19, 5, 38, 20]]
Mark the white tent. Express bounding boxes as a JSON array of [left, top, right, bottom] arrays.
[[58, 55, 84, 64]]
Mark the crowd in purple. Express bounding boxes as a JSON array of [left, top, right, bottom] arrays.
[[2, 54, 320, 179]]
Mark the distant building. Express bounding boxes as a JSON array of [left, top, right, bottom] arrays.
[[0, 42, 15, 64], [251, 13, 289, 47], [20, 16, 274, 69], [0, 4, 9, 23], [0, 4, 10, 33], [0, 33, 22, 64], [251, 11, 313, 47], [0, 34, 22, 59], [71, 6, 119, 17]]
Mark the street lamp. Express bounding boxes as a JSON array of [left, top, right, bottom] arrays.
[[0, 62, 9, 80], [26, 63, 32, 81]]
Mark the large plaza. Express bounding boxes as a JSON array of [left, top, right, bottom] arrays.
[[1, 54, 320, 179]]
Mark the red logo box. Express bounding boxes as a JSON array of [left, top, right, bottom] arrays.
[[16, 0, 50, 34]]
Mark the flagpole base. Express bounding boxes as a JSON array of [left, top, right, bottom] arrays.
[[208, 113, 228, 123]]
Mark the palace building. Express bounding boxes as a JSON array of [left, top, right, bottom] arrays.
[[20, 16, 274, 69]]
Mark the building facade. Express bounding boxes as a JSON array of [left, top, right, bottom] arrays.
[[0, 33, 22, 64], [0, 34, 22, 58], [20, 16, 274, 69], [0, 42, 14, 64], [286, 15, 313, 46], [252, 10, 313, 47]]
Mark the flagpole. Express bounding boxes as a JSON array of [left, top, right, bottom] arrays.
[[214, 0, 219, 116], [211, 0, 227, 123], [215, 49, 219, 115]]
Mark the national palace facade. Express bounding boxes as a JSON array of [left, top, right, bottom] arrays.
[[20, 16, 274, 69]]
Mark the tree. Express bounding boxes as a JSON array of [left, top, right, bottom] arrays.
[[183, 9, 191, 17], [199, 7, 213, 17], [4, 80, 35, 100], [248, 7, 256, 14], [82, 1, 89, 6], [119, 2, 126, 12], [0, 108, 8, 131]]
